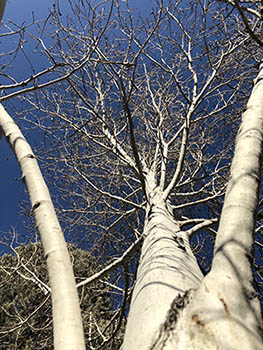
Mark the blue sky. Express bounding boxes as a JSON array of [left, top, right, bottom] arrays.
[[0, 0, 57, 245], [4, 0, 56, 21], [0, 0, 152, 250]]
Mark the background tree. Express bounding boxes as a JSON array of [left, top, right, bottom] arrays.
[[0, 241, 124, 349], [1, 0, 263, 349]]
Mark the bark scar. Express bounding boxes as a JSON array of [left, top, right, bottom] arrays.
[[173, 234, 186, 252], [219, 297, 230, 316], [150, 289, 194, 349], [192, 314, 205, 327]]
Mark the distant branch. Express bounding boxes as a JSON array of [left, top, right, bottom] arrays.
[[121, 83, 147, 197], [233, 0, 263, 47], [76, 235, 144, 288]]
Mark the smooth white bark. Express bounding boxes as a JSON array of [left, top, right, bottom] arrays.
[[180, 58, 263, 350], [122, 64, 263, 350], [122, 179, 203, 349], [0, 104, 85, 350]]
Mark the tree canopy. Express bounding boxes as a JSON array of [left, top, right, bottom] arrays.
[[1, 0, 263, 348]]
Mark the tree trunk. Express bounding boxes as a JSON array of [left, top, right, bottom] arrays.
[[122, 180, 203, 349], [0, 104, 85, 350], [176, 59, 263, 350], [122, 62, 263, 349]]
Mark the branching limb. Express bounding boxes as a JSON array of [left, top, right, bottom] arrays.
[[185, 218, 218, 238], [233, 0, 263, 46], [76, 235, 143, 288]]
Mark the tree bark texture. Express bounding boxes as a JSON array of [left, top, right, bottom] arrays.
[[0, 104, 85, 350], [122, 63, 263, 349], [122, 179, 203, 349]]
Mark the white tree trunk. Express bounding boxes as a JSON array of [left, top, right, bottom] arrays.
[[123, 63, 263, 349], [176, 59, 263, 350], [122, 180, 203, 349], [0, 104, 85, 350]]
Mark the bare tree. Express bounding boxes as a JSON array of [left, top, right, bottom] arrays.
[[1, 0, 263, 349]]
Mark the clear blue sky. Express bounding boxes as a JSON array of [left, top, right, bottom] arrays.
[[0, 1, 58, 246], [0, 0, 152, 250]]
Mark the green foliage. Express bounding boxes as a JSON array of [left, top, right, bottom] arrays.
[[0, 243, 124, 349]]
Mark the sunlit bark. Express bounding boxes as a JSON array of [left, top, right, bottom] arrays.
[[123, 173, 203, 349], [0, 104, 85, 350], [184, 58, 263, 350], [124, 60, 263, 350]]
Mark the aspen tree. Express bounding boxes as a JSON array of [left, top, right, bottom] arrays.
[[0, 105, 85, 350]]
